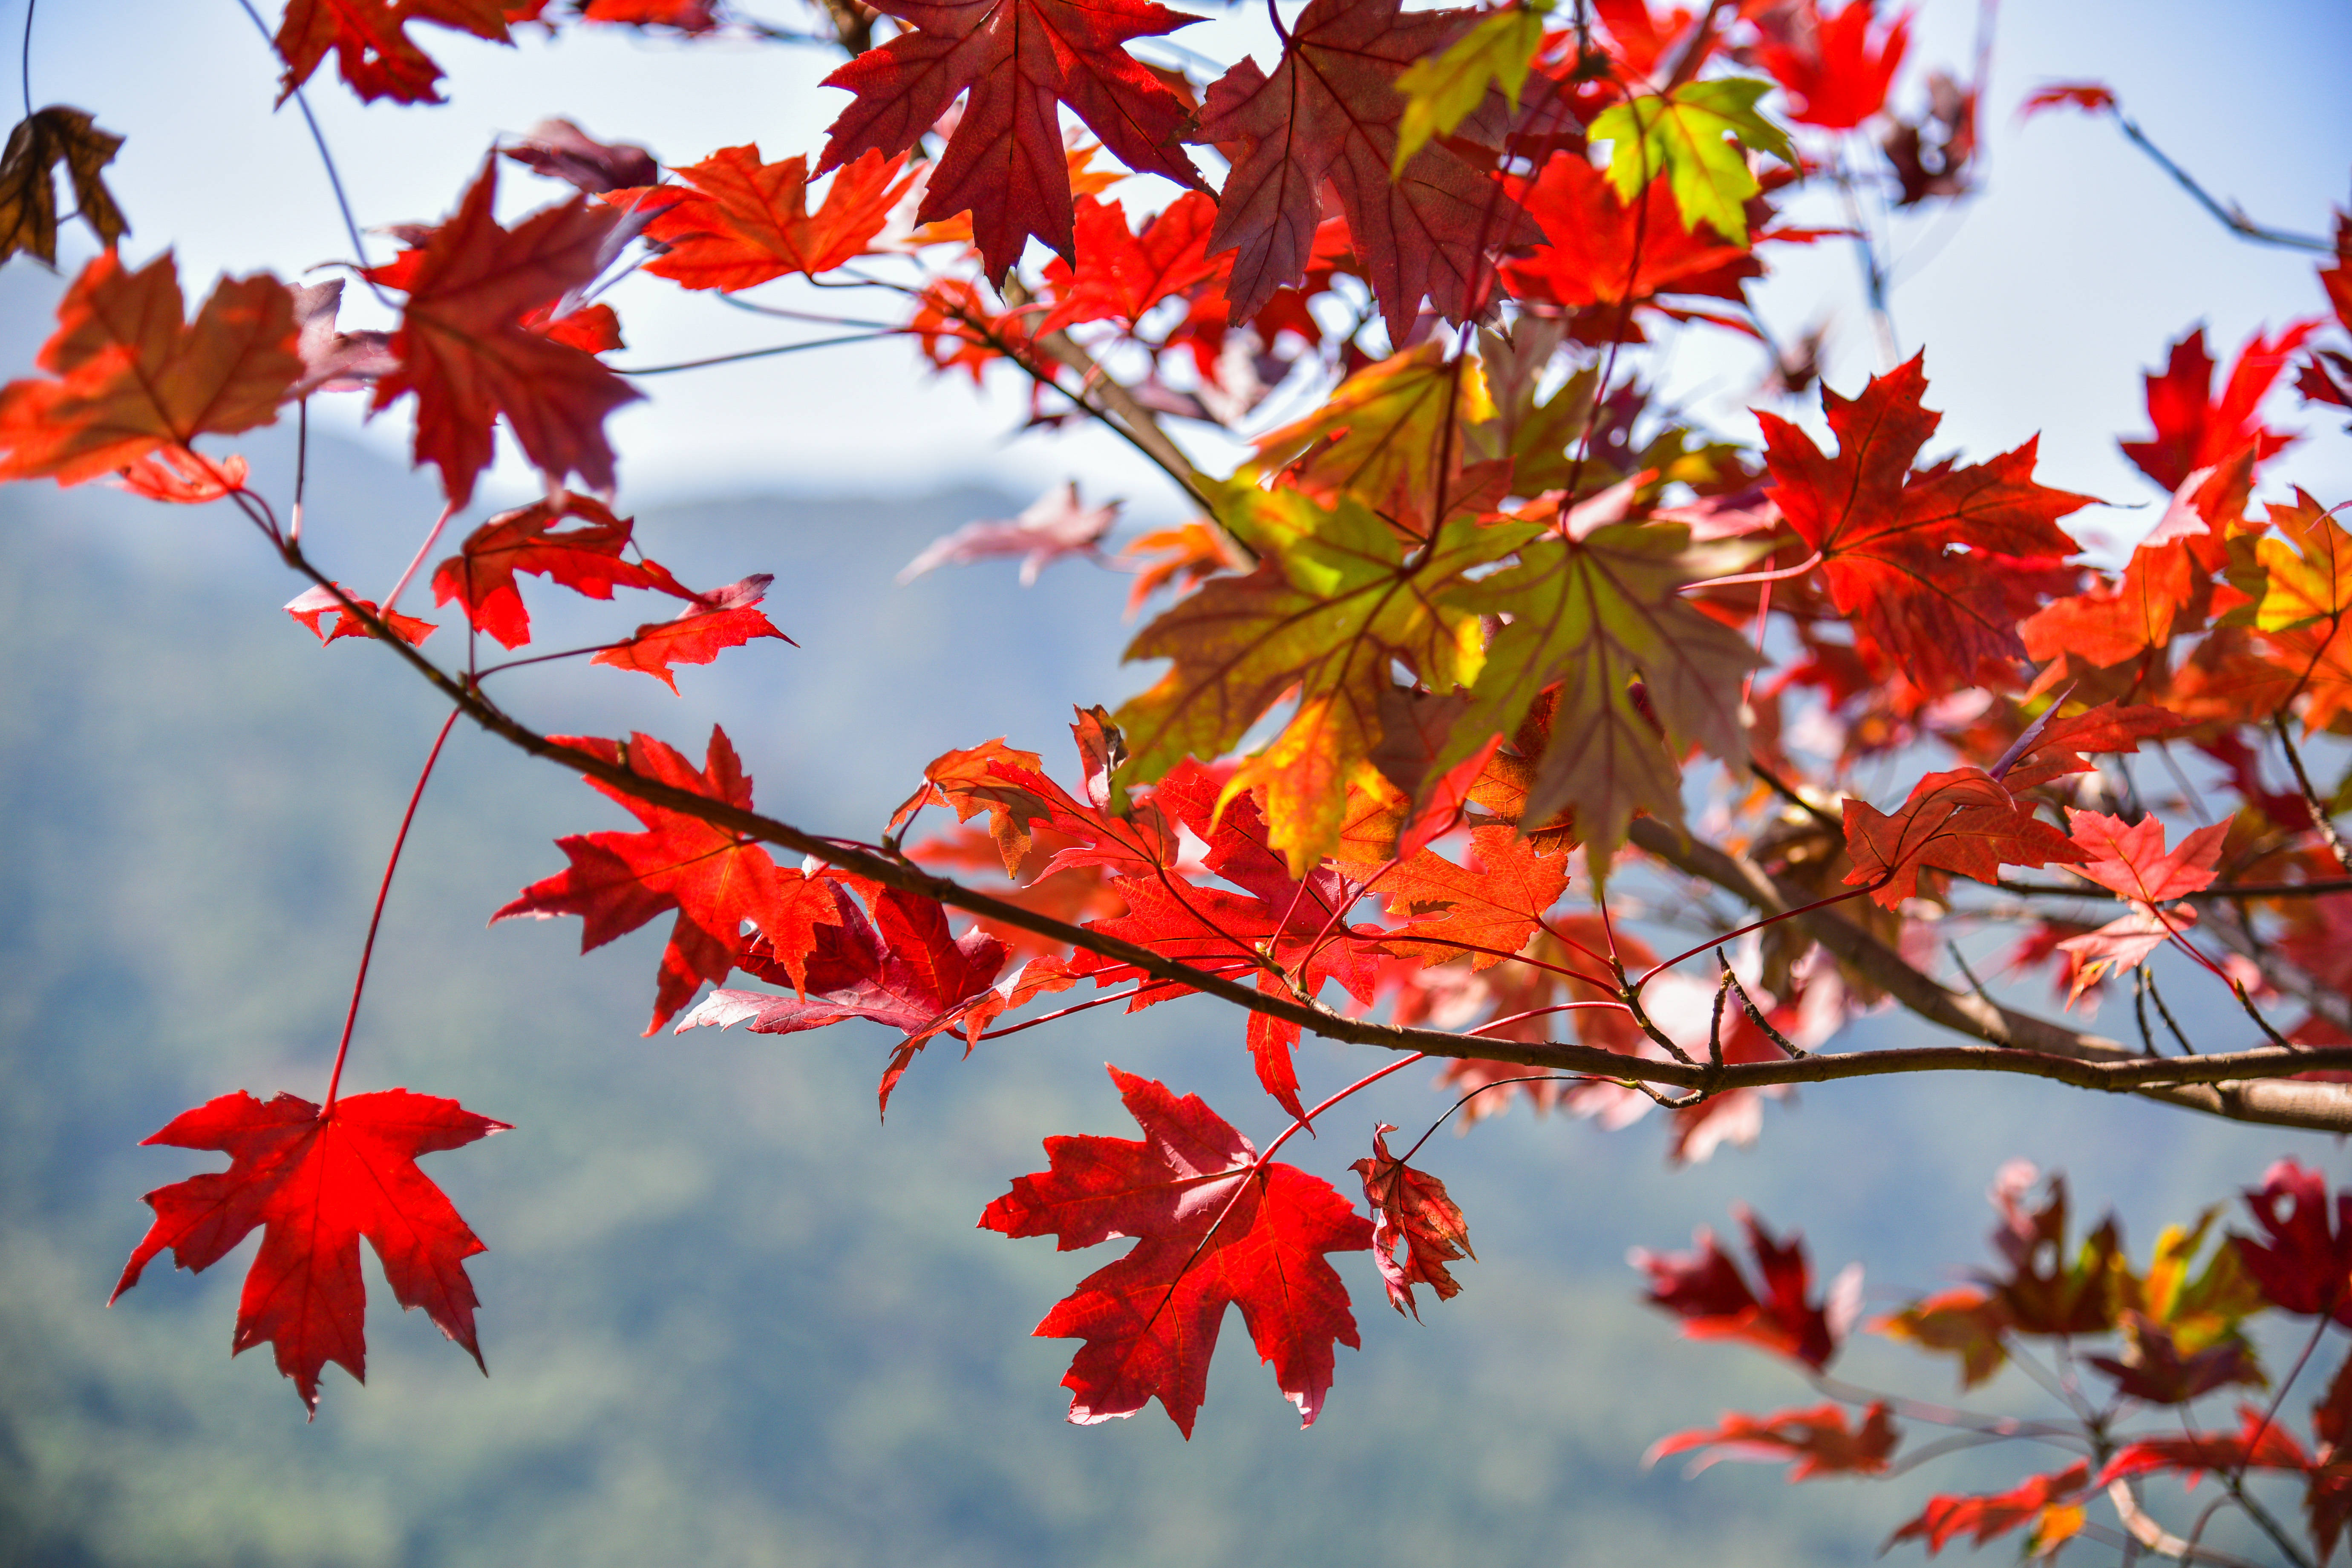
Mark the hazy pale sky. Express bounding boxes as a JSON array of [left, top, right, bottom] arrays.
[[13, 0, 2351, 530]]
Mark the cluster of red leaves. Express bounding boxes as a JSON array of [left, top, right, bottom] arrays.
[[1638, 1162, 2352, 1563]]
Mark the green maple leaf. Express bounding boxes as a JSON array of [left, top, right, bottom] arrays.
[[1589, 78, 1792, 245], [1391, 4, 1549, 176], [1114, 483, 1539, 873], [1437, 520, 1761, 862]]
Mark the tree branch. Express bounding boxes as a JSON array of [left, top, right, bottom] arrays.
[[1623, 817, 2352, 1132]]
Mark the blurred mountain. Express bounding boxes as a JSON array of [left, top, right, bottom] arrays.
[[0, 430, 2317, 1567]]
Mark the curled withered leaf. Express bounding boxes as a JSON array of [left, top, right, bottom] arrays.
[[503, 117, 660, 194], [0, 106, 130, 266]]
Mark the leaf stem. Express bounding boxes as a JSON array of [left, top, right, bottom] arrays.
[[324, 707, 461, 1111]]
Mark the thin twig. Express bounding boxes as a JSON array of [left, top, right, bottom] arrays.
[[2273, 712, 2352, 875]]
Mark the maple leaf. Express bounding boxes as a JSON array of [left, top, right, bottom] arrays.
[[1439, 519, 1762, 861], [0, 106, 129, 265], [110, 1087, 508, 1415], [289, 279, 399, 396], [0, 250, 300, 486], [502, 117, 660, 194], [1502, 151, 1760, 315], [1842, 766, 2084, 908], [1354, 824, 1569, 968], [1195, 0, 1542, 325], [1754, 1, 1910, 132], [1350, 1122, 1475, 1319], [114, 447, 248, 504], [1874, 1286, 2012, 1388], [897, 483, 1120, 585], [578, 0, 720, 33], [814, 0, 1204, 276], [2084, 1311, 2265, 1406], [2231, 1158, 2352, 1323], [1114, 486, 1532, 874], [677, 882, 1011, 1114], [368, 157, 640, 508], [1885, 1461, 2093, 1557], [274, 0, 515, 106], [2255, 486, 2352, 636], [430, 491, 677, 649], [1249, 340, 1497, 526], [620, 146, 915, 291], [1052, 766, 1389, 1115], [1759, 354, 2097, 693], [1992, 699, 2187, 793], [979, 1066, 1373, 1436], [2063, 810, 2226, 906], [2019, 81, 2115, 119], [1035, 193, 1226, 336], [2095, 1404, 2314, 1488], [589, 574, 793, 691], [1631, 1206, 1860, 1370], [892, 715, 1177, 881], [1390, 6, 1545, 173], [284, 583, 438, 646], [1981, 1163, 2127, 1337], [2120, 323, 2319, 493], [2017, 474, 2224, 672], [1590, 79, 1793, 246], [493, 727, 839, 1032], [1646, 1402, 1899, 1480]]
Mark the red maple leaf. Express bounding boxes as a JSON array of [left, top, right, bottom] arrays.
[[502, 117, 661, 195], [2120, 322, 2320, 492], [1841, 766, 2087, 908], [1064, 767, 1388, 1117], [1758, 354, 2097, 693], [2062, 810, 2227, 906], [1990, 699, 2188, 792], [814, 0, 1205, 276], [1646, 1402, 1899, 1480], [493, 727, 839, 1032], [1885, 1461, 2092, 1556], [620, 146, 915, 291], [577, 0, 719, 31], [273, 0, 515, 105], [1195, 0, 1541, 326], [1352, 1122, 1474, 1319], [0, 250, 301, 486], [110, 1087, 508, 1415], [430, 491, 678, 649], [114, 447, 249, 504], [979, 1066, 1374, 1436], [284, 583, 438, 646], [2231, 1158, 2352, 1323], [1501, 151, 1759, 315], [1980, 1163, 2125, 1336], [1034, 193, 1228, 335], [1754, 0, 1910, 131], [368, 157, 640, 508], [1631, 1205, 1858, 1369], [1355, 824, 1570, 970], [2019, 81, 2115, 119], [2096, 1404, 2314, 1487], [588, 574, 793, 691], [677, 881, 1012, 1114]]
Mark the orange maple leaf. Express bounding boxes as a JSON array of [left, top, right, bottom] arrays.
[[0, 250, 300, 486]]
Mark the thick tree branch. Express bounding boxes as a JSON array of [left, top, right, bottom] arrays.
[[1623, 818, 2352, 1132], [274, 543, 2352, 1133]]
